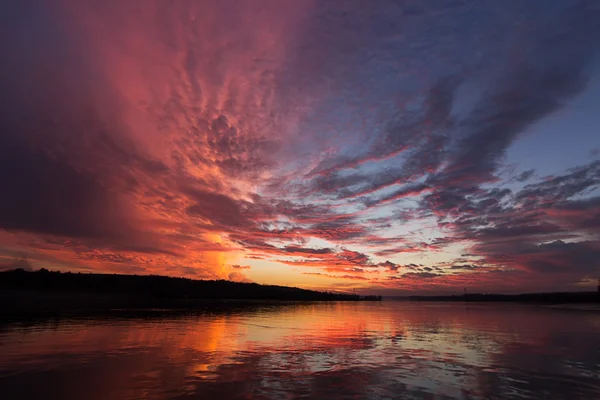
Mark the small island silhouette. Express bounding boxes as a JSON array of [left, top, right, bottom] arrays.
[[0, 268, 382, 318]]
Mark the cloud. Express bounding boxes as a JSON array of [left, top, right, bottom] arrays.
[[516, 161, 600, 207], [302, 272, 369, 281], [374, 242, 440, 257], [449, 264, 482, 271], [390, 272, 441, 280], [0, 134, 129, 239], [228, 271, 252, 283], [427, 161, 600, 285], [473, 240, 600, 276], [515, 169, 535, 182], [378, 261, 400, 272], [231, 264, 252, 270], [1, 0, 599, 293], [282, 245, 334, 256], [307, 218, 369, 241], [184, 187, 250, 228], [0, 258, 35, 272], [272, 246, 376, 272], [0, 10, 145, 241]]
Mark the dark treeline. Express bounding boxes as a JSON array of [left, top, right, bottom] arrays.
[[0, 269, 381, 302], [407, 291, 599, 304]]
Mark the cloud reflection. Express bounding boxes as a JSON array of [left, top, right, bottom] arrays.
[[1, 303, 600, 399]]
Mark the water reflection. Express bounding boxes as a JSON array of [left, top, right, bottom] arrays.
[[1, 302, 599, 399]]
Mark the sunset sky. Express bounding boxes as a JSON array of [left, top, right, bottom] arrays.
[[1, 0, 599, 294]]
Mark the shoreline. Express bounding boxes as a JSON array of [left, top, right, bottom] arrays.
[[0, 269, 382, 313], [0, 289, 378, 320], [402, 291, 600, 304]]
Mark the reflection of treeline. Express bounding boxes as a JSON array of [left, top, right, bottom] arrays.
[[0, 269, 382, 301]]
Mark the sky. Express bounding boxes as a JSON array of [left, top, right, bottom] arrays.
[[1, 0, 600, 295]]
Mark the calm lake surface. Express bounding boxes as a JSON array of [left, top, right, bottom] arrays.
[[1, 302, 599, 400]]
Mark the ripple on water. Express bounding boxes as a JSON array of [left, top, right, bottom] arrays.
[[0, 302, 599, 399]]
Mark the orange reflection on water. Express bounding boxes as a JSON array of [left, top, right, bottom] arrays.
[[1, 302, 600, 399]]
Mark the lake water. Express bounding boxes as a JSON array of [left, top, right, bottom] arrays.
[[1, 302, 599, 399]]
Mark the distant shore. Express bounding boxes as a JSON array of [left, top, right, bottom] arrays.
[[403, 291, 600, 304], [0, 269, 382, 318]]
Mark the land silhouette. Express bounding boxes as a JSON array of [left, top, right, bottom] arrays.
[[3, 269, 598, 319], [405, 292, 600, 304], [0, 268, 382, 318]]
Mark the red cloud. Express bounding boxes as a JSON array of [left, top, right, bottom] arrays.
[[1, 0, 598, 295]]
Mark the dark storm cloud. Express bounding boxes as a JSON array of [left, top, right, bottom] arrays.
[[0, 133, 126, 239], [0, 4, 225, 293], [0, 1, 121, 238], [0, 0, 175, 243], [184, 187, 250, 228]]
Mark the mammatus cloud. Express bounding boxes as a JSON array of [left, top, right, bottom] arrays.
[[0, 0, 599, 293]]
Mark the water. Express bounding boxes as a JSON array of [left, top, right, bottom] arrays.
[[1, 302, 599, 400]]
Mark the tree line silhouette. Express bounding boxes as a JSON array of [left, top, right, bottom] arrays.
[[0, 268, 382, 302], [408, 291, 599, 303]]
